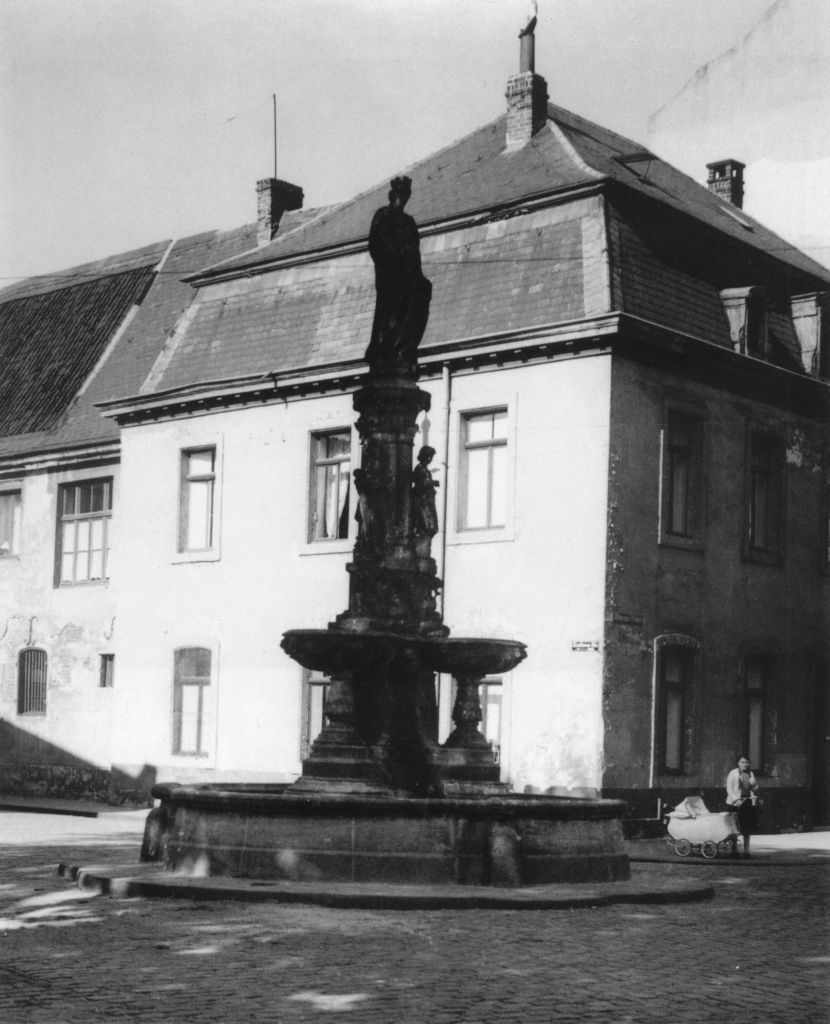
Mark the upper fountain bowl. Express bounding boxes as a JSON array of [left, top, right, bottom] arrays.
[[420, 637, 527, 677], [282, 629, 526, 679]]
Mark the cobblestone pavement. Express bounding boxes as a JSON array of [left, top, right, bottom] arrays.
[[0, 812, 828, 1023]]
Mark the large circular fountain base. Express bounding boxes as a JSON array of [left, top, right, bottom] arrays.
[[150, 784, 630, 886]]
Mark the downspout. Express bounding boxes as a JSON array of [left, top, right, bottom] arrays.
[[438, 362, 452, 616]]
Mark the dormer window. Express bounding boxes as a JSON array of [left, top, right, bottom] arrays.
[[791, 292, 830, 379], [720, 287, 769, 358]]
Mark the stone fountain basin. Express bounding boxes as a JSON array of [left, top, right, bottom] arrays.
[[281, 629, 526, 677]]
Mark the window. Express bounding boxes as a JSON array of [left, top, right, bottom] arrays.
[[720, 287, 768, 358], [661, 411, 703, 545], [746, 432, 784, 561], [0, 490, 21, 557], [179, 449, 216, 552], [100, 653, 115, 689], [459, 409, 508, 530], [309, 431, 351, 541], [17, 648, 47, 715], [300, 669, 330, 759], [743, 656, 769, 771], [447, 677, 503, 763], [479, 679, 503, 764], [172, 647, 211, 756], [57, 479, 112, 584], [657, 644, 695, 774]]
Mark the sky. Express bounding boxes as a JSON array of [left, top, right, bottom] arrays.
[[0, 0, 780, 282]]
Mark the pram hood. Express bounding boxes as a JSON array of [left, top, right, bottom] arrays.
[[667, 795, 710, 819]]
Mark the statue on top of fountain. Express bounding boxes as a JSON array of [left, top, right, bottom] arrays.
[[365, 176, 432, 380]]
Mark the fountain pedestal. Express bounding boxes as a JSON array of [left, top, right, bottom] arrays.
[[149, 176, 629, 886]]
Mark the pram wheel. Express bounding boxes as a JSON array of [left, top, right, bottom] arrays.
[[674, 839, 692, 857], [701, 841, 719, 859]]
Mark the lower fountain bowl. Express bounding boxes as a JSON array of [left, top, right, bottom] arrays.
[[147, 784, 630, 887]]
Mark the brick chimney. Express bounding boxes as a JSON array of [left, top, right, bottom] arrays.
[[706, 159, 745, 208], [256, 178, 304, 245], [506, 3, 548, 148]]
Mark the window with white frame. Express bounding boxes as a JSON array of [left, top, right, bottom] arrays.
[[18, 648, 47, 715], [300, 669, 330, 759], [309, 431, 351, 541], [56, 479, 112, 584], [172, 647, 211, 756], [458, 409, 508, 531], [447, 677, 503, 763], [0, 490, 21, 557], [179, 448, 216, 552]]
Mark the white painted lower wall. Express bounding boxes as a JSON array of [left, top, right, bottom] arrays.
[[110, 351, 612, 794], [0, 462, 118, 783]]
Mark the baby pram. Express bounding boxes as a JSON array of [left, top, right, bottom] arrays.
[[664, 795, 739, 858]]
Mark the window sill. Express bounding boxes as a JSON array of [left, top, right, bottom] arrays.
[[741, 548, 784, 568], [56, 579, 110, 589], [300, 538, 354, 557], [659, 535, 705, 554], [172, 550, 221, 565], [448, 526, 514, 546]]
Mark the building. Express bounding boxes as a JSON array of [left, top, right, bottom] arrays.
[[2, 31, 828, 828]]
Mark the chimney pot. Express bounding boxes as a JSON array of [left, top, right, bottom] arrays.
[[706, 159, 745, 209], [257, 178, 304, 246]]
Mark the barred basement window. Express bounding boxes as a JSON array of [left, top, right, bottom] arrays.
[[57, 479, 112, 584], [18, 648, 47, 715]]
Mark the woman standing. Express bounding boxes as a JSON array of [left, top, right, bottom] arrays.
[[726, 755, 760, 858]]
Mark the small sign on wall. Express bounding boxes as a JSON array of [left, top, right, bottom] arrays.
[[571, 640, 600, 652]]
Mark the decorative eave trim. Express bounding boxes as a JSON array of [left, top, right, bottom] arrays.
[[0, 441, 121, 478], [185, 181, 609, 287], [96, 310, 830, 428], [98, 315, 620, 425]]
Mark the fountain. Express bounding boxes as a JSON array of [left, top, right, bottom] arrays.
[[150, 176, 629, 886]]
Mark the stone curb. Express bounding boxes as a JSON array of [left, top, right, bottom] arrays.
[[58, 861, 714, 910]]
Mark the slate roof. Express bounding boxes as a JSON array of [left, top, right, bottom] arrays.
[[141, 206, 591, 394], [0, 244, 166, 449], [204, 105, 830, 284], [141, 101, 829, 398], [0, 223, 270, 459]]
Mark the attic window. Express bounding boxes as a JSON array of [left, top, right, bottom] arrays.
[[717, 205, 755, 232], [613, 152, 656, 185], [720, 287, 768, 358]]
